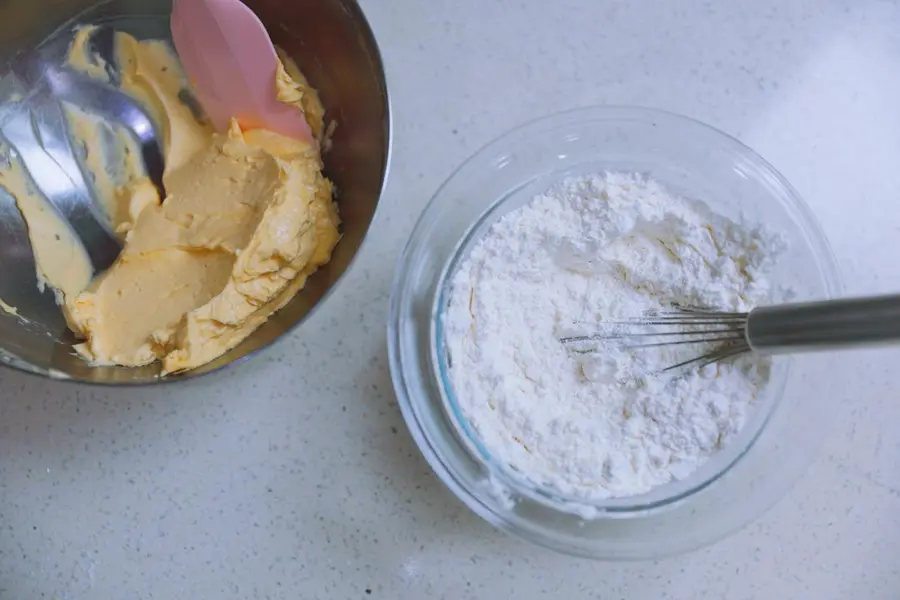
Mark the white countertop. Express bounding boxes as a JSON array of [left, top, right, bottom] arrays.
[[3, 0, 900, 597]]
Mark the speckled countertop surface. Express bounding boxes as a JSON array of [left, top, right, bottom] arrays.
[[3, 0, 900, 598]]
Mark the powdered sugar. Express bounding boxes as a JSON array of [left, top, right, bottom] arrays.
[[443, 172, 787, 500]]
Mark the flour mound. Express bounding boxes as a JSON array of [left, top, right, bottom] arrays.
[[444, 173, 787, 500]]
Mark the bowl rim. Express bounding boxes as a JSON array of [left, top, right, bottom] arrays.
[[388, 103, 843, 558], [0, 0, 393, 387]]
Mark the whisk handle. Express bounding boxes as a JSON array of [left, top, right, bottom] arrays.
[[746, 294, 900, 353]]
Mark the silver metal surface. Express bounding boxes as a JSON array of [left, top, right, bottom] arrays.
[[0, 0, 390, 384], [564, 294, 900, 371], [4, 31, 167, 272], [0, 87, 123, 270], [746, 294, 900, 351], [11, 23, 166, 206], [45, 62, 167, 202]]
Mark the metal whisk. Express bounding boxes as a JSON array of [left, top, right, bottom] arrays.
[[561, 294, 900, 371]]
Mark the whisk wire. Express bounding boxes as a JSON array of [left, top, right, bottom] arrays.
[[564, 295, 900, 371], [624, 334, 745, 351], [561, 305, 752, 371], [664, 341, 750, 372]]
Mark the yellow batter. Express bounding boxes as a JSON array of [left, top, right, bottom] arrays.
[[0, 297, 20, 316], [59, 29, 339, 373], [0, 142, 93, 302]]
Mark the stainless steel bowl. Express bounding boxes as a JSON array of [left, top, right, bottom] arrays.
[[0, 0, 390, 384]]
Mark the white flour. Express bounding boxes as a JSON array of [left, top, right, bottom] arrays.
[[444, 173, 787, 500]]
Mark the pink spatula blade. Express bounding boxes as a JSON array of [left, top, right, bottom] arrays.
[[170, 0, 312, 142]]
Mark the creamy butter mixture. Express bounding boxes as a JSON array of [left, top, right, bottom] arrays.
[[0, 142, 93, 301], [1, 27, 339, 373], [0, 297, 19, 316]]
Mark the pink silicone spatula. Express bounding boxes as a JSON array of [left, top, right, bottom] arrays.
[[170, 0, 312, 142]]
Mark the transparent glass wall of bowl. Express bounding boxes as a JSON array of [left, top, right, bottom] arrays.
[[389, 106, 842, 559]]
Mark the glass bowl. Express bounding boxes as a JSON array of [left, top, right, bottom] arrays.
[[388, 105, 842, 559]]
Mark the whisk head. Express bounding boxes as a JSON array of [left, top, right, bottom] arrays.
[[561, 305, 752, 372]]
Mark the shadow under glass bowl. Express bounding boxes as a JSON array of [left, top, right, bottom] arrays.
[[388, 105, 843, 559], [0, 0, 390, 384]]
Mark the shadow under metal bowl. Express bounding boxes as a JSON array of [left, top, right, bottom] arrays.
[[0, 0, 390, 384]]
